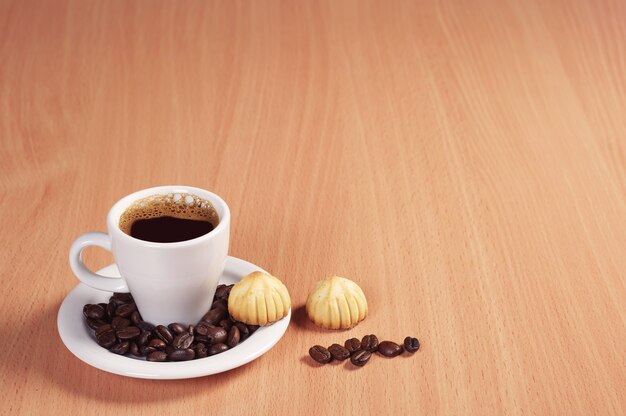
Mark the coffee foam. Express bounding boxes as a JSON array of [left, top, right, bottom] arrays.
[[119, 193, 219, 235]]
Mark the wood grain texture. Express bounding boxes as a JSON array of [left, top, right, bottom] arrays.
[[1, 0, 625, 414]]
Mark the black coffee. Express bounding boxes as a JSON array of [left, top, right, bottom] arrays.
[[130, 216, 213, 243], [119, 193, 219, 243]]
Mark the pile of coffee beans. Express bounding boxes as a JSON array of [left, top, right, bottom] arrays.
[[309, 334, 420, 367], [83, 284, 259, 362]]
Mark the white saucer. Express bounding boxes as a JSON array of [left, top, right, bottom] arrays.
[[57, 256, 290, 379]]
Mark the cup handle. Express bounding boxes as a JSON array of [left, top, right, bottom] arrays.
[[69, 232, 129, 292]]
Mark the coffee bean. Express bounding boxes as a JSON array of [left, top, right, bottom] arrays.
[[195, 323, 212, 336], [214, 284, 233, 300], [155, 325, 173, 344], [350, 350, 371, 367], [83, 304, 90, 318], [168, 348, 195, 361], [146, 351, 167, 362], [96, 329, 116, 348], [344, 338, 362, 354], [309, 345, 332, 364], [187, 325, 195, 335], [115, 303, 136, 318], [328, 344, 350, 361], [110, 341, 129, 355], [116, 326, 140, 340], [227, 326, 240, 348], [129, 342, 141, 357], [137, 330, 152, 347], [207, 343, 229, 356], [234, 322, 249, 341], [378, 341, 403, 357], [113, 292, 133, 302], [211, 299, 228, 311], [130, 311, 142, 325], [361, 334, 379, 352], [107, 301, 117, 320], [111, 316, 130, 330], [140, 345, 156, 356], [148, 338, 167, 350], [196, 343, 208, 358], [86, 304, 106, 320], [201, 308, 227, 325], [95, 324, 113, 336], [86, 318, 106, 330], [218, 319, 233, 332], [165, 345, 176, 355], [173, 332, 194, 349], [168, 323, 187, 335], [247, 325, 259, 334], [195, 335, 210, 344], [137, 321, 155, 331], [404, 337, 420, 353], [206, 326, 228, 345]]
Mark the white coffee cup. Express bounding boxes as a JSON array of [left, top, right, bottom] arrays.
[[69, 185, 230, 325]]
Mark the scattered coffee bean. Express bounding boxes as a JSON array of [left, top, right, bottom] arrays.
[[129, 342, 141, 357], [211, 299, 228, 311], [195, 322, 211, 336], [404, 337, 420, 353], [137, 330, 152, 347], [115, 303, 136, 318], [344, 338, 362, 354], [173, 332, 194, 349], [227, 326, 240, 348], [146, 351, 167, 362], [247, 324, 259, 334], [309, 345, 332, 364], [86, 318, 106, 331], [116, 326, 140, 340], [113, 292, 133, 302], [207, 343, 229, 356], [195, 335, 210, 344], [155, 325, 174, 344], [328, 344, 350, 361], [130, 311, 142, 325], [168, 348, 195, 361], [165, 344, 176, 355], [107, 301, 117, 319], [201, 308, 227, 325], [95, 324, 113, 336], [86, 304, 106, 320], [350, 350, 371, 367], [214, 284, 233, 300], [168, 323, 187, 335], [361, 334, 379, 352], [206, 326, 228, 344], [219, 319, 233, 331], [378, 341, 403, 357], [111, 316, 130, 330], [148, 338, 167, 350], [137, 321, 155, 331], [110, 341, 130, 355], [96, 329, 116, 349], [140, 345, 156, 356], [187, 325, 195, 335], [196, 343, 208, 358], [235, 322, 249, 341]]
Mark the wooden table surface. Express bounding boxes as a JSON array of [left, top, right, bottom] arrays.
[[1, 0, 625, 414]]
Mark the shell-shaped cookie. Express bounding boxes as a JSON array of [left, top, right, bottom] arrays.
[[228, 271, 291, 326], [306, 276, 368, 329]]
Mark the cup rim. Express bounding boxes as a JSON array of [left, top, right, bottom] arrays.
[[106, 185, 230, 248]]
